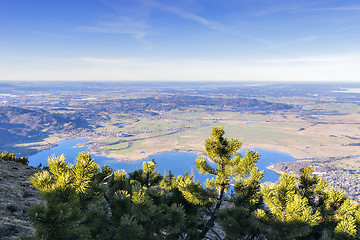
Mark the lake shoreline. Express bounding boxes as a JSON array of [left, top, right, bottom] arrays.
[[23, 136, 310, 163], [94, 143, 309, 163], [28, 138, 302, 183]]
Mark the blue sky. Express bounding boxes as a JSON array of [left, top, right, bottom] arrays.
[[0, 0, 359, 81]]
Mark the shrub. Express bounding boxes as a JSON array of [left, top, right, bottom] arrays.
[[0, 151, 29, 165]]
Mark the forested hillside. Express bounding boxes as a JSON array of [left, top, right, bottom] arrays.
[[0, 106, 88, 146]]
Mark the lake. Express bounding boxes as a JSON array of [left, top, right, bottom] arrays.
[[333, 88, 360, 94], [28, 139, 299, 183]]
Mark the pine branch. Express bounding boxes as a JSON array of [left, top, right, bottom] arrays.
[[155, 229, 166, 238], [103, 192, 113, 213], [208, 227, 224, 240], [200, 183, 226, 238], [206, 206, 212, 215], [245, 227, 261, 240], [101, 172, 113, 184]]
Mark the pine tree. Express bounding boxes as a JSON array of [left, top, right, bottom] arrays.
[[26, 153, 98, 240], [256, 172, 321, 240], [195, 126, 264, 239], [298, 166, 360, 240], [25, 152, 207, 239], [217, 153, 264, 240], [255, 166, 360, 240]]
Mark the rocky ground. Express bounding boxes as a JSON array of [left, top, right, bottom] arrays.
[[0, 159, 40, 240]]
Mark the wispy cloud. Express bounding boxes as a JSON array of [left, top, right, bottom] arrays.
[[337, 25, 356, 32], [75, 17, 150, 40], [32, 31, 71, 39], [253, 4, 360, 16], [241, 35, 318, 49], [270, 35, 318, 48], [309, 6, 360, 11], [108, 0, 225, 32], [251, 4, 306, 17], [154, 4, 226, 31], [257, 56, 353, 64], [75, 0, 225, 40], [78, 57, 140, 65]]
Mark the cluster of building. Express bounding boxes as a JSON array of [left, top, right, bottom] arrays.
[[322, 170, 360, 202]]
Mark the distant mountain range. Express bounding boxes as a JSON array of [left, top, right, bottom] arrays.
[[0, 106, 88, 145]]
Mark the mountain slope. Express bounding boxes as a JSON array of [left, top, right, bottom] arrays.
[[0, 106, 88, 145], [0, 159, 40, 240]]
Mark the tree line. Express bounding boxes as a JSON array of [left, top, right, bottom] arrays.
[[22, 126, 360, 239]]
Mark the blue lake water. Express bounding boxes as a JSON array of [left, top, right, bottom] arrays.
[[28, 139, 299, 183]]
